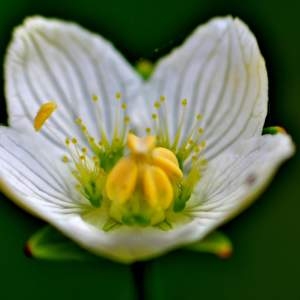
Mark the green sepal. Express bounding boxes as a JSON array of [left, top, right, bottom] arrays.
[[25, 225, 99, 261], [263, 126, 286, 135], [135, 59, 154, 80], [184, 231, 233, 258]]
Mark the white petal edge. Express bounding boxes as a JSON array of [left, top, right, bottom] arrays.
[[0, 127, 294, 263], [184, 133, 295, 241], [131, 16, 268, 160], [5, 16, 142, 153]]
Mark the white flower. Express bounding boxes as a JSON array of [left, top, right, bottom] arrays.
[[0, 16, 294, 263]]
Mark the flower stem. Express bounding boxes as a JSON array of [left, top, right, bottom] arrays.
[[131, 261, 148, 300]]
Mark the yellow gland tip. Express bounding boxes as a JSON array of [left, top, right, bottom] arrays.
[[33, 101, 57, 131]]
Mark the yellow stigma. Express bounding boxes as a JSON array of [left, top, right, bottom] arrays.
[[105, 134, 183, 224], [33, 101, 57, 131], [127, 133, 156, 155]]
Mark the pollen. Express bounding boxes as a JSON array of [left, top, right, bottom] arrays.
[[33, 101, 57, 131]]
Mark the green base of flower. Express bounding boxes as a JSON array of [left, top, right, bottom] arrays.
[[26, 225, 232, 263]]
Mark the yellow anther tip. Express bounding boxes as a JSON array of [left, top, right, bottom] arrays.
[[33, 101, 57, 131], [92, 95, 99, 102], [154, 101, 161, 109], [196, 114, 203, 121], [159, 95, 166, 102], [152, 113, 157, 120], [181, 98, 187, 106], [62, 155, 69, 163]]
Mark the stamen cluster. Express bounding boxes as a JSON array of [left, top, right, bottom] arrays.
[[34, 94, 207, 229]]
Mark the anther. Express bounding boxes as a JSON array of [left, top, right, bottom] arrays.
[[33, 101, 57, 131]]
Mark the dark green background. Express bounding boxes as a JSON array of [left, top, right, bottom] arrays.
[[0, 0, 299, 299]]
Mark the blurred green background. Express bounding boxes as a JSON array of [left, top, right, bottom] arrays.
[[0, 0, 299, 299]]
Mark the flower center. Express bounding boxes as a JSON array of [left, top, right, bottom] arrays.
[[105, 133, 183, 225], [33, 94, 207, 229]]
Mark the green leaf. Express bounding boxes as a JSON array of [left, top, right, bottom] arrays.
[[25, 225, 99, 261], [184, 231, 233, 258], [263, 126, 286, 135]]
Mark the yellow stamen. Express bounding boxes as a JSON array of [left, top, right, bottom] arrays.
[[33, 101, 57, 131], [142, 165, 173, 209], [152, 147, 182, 179], [106, 157, 138, 204]]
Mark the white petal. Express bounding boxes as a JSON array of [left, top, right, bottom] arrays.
[[184, 134, 294, 240], [5, 16, 141, 152], [0, 128, 294, 263], [0, 128, 85, 216], [0, 128, 204, 262], [132, 17, 267, 160]]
